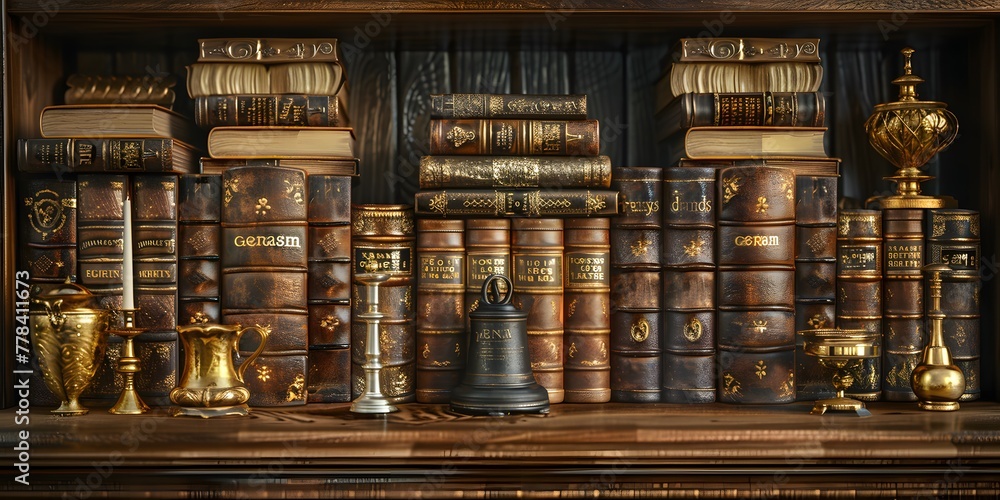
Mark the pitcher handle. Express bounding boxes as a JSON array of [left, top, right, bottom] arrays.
[[235, 325, 270, 384]]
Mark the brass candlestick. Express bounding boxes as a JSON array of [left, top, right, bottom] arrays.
[[351, 272, 398, 414], [802, 328, 880, 417], [911, 263, 965, 411], [108, 309, 149, 415], [864, 48, 958, 209]]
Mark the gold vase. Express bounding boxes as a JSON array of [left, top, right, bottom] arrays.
[[864, 48, 959, 209], [911, 263, 965, 410]]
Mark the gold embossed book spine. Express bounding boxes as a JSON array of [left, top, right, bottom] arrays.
[[306, 175, 352, 403], [221, 166, 309, 407], [17, 138, 198, 174], [429, 94, 587, 119], [835, 209, 883, 401], [793, 175, 840, 401], [716, 166, 796, 404], [417, 155, 612, 189], [563, 218, 611, 403], [512, 218, 564, 403], [610, 167, 662, 403], [926, 209, 981, 401], [428, 119, 600, 156], [194, 94, 344, 128], [351, 205, 416, 404], [415, 219, 466, 403], [413, 189, 619, 217], [130, 175, 181, 406], [881, 208, 924, 402], [178, 174, 222, 325], [465, 219, 510, 332], [661, 167, 715, 403]]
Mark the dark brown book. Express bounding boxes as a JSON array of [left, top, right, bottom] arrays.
[[676, 157, 840, 178], [429, 119, 599, 156], [306, 174, 352, 403], [659, 92, 825, 138], [194, 94, 344, 128], [418, 155, 612, 189], [414, 189, 619, 218], [201, 157, 358, 177], [221, 166, 309, 407], [661, 166, 716, 403], [926, 209, 980, 401], [465, 219, 510, 332], [18, 138, 199, 174], [177, 174, 221, 326], [882, 208, 924, 402], [610, 167, 663, 403], [563, 218, 611, 403], [415, 219, 466, 403], [835, 209, 883, 401], [792, 175, 839, 402], [351, 205, 416, 404], [716, 166, 796, 404], [511, 218, 564, 404], [430, 94, 587, 119]]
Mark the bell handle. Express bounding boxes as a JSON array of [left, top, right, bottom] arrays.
[[235, 325, 270, 384], [481, 274, 513, 306]]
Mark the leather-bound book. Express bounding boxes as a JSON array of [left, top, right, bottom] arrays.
[[351, 205, 416, 404], [661, 166, 716, 403], [882, 208, 924, 402], [511, 218, 564, 403], [18, 138, 198, 174], [659, 92, 826, 139], [418, 155, 612, 189], [178, 174, 221, 325], [716, 166, 796, 404], [221, 166, 309, 407], [429, 119, 599, 156], [306, 174, 352, 403], [835, 209, 883, 401], [194, 94, 345, 128], [465, 219, 510, 332], [429, 94, 587, 119], [792, 175, 839, 402], [563, 218, 611, 403], [414, 188, 619, 217], [415, 219, 465, 403], [926, 209, 981, 401], [130, 175, 181, 406], [610, 167, 662, 403]]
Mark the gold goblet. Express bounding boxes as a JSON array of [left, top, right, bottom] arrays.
[[802, 328, 880, 417]]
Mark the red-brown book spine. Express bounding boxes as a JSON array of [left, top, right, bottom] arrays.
[[882, 208, 924, 402], [563, 218, 611, 403]]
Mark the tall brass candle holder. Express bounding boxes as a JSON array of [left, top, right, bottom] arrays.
[[802, 328, 880, 417], [864, 48, 958, 209], [108, 308, 149, 415], [351, 272, 398, 414], [911, 263, 965, 411]]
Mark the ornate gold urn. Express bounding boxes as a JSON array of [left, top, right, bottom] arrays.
[[864, 48, 958, 209], [802, 328, 880, 417]]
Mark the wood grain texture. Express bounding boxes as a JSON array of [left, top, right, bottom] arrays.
[[397, 51, 449, 204], [342, 49, 398, 204], [572, 51, 625, 165], [626, 45, 668, 167], [515, 38, 570, 94]]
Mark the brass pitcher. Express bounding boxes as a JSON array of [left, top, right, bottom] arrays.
[[170, 323, 269, 418]]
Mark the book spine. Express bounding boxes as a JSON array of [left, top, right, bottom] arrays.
[[198, 38, 341, 63], [882, 208, 924, 402], [351, 205, 416, 404], [465, 219, 511, 332], [610, 167, 663, 403], [306, 175, 352, 403], [716, 166, 796, 404], [415, 219, 466, 403], [792, 175, 840, 401], [661, 166, 716, 403], [194, 95, 341, 128], [130, 175, 180, 406], [512, 218, 564, 404], [663, 92, 825, 137], [418, 155, 612, 189], [676, 38, 822, 62], [429, 119, 599, 156], [18, 138, 187, 173], [178, 174, 222, 325], [20, 176, 78, 407], [926, 209, 981, 401], [414, 189, 619, 217], [75, 174, 126, 402], [429, 94, 587, 119], [563, 218, 611, 403], [221, 166, 309, 407]]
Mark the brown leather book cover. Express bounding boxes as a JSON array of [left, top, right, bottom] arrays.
[[415, 219, 465, 403], [19, 177, 77, 282], [235, 352, 308, 407], [307, 174, 352, 225], [307, 348, 351, 403], [512, 218, 564, 403], [414, 189, 619, 217], [716, 166, 796, 404], [659, 92, 826, 139], [178, 174, 221, 326], [195, 94, 343, 128], [882, 208, 924, 402], [308, 302, 351, 348], [429, 118, 599, 156], [563, 218, 611, 403], [836, 209, 882, 401], [418, 155, 612, 189], [429, 94, 587, 119], [465, 219, 510, 332], [18, 138, 198, 174]]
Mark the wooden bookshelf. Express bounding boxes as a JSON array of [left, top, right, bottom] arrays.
[[4, 1, 1000, 495]]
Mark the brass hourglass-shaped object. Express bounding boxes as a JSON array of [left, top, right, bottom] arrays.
[[911, 263, 965, 411], [351, 272, 398, 414], [802, 328, 880, 416]]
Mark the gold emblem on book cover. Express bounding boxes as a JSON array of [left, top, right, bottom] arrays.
[[630, 318, 650, 343], [567, 298, 577, 318], [780, 179, 794, 201], [568, 342, 578, 359], [446, 126, 475, 148], [320, 315, 340, 331], [284, 178, 305, 205], [755, 196, 769, 214], [721, 176, 741, 203], [584, 193, 608, 214], [778, 372, 795, 398], [25, 189, 74, 239], [683, 238, 705, 257], [257, 364, 272, 382], [684, 318, 703, 343], [223, 177, 240, 207], [885, 357, 918, 388], [808, 313, 830, 329], [428, 192, 448, 214], [750, 320, 768, 334], [755, 360, 768, 379], [630, 236, 651, 256], [254, 197, 271, 216], [722, 372, 743, 398], [838, 213, 879, 236], [286, 373, 306, 402]]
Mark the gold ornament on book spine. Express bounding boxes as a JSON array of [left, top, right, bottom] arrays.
[[352, 205, 414, 236], [864, 48, 959, 209]]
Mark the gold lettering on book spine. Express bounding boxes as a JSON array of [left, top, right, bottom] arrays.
[[838, 213, 879, 236]]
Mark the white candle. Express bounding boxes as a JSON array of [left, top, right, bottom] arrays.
[[122, 191, 135, 310]]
